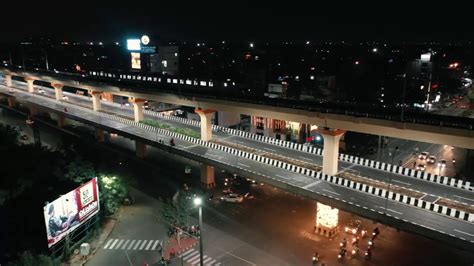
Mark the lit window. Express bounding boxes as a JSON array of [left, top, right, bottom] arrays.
[[200, 81, 207, 86], [186, 79, 192, 85], [167, 78, 171, 83], [162, 60, 168, 68], [173, 79, 178, 84], [174, 52, 178, 57]]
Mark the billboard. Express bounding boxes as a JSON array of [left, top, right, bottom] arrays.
[[127, 39, 141, 51], [131, 52, 141, 69], [44, 178, 100, 248]]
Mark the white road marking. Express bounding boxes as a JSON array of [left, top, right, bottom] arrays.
[[133, 240, 142, 250], [115, 239, 124, 249], [190, 255, 207, 265], [276, 174, 290, 179], [108, 239, 119, 249], [183, 250, 199, 260], [145, 240, 154, 250], [151, 240, 160, 250], [454, 229, 474, 237], [127, 240, 136, 249], [378, 206, 403, 215], [263, 147, 276, 152], [103, 239, 114, 249], [303, 180, 321, 189], [179, 248, 195, 257], [298, 156, 312, 161], [139, 240, 148, 250], [206, 260, 217, 266], [122, 240, 130, 250], [238, 162, 251, 168], [392, 179, 412, 186], [322, 189, 341, 196], [453, 195, 474, 202]]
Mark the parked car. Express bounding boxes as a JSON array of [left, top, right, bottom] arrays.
[[416, 164, 426, 171], [220, 193, 244, 203], [427, 156, 436, 164], [418, 152, 429, 160]]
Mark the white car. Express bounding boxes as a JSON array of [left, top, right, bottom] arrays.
[[38, 88, 45, 94], [416, 164, 426, 171], [220, 193, 244, 203], [62, 95, 69, 100], [418, 152, 429, 160], [427, 156, 436, 164]]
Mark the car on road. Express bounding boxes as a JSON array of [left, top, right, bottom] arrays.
[[418, 152, 429, 160], [62, 95, 69, 100], [38, 88, 45, 94], [220, 193, 244, 203], [437, 159, 447, 168], [416, 164, 426, 171], [427, 156, 436, 164]]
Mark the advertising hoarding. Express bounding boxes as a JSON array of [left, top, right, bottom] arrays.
[[44, 178, 100, 248], [127, 39, 141, 51], [131, 53, 141, 69]]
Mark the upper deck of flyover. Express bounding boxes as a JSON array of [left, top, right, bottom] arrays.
[[2, 67, 474, 149]]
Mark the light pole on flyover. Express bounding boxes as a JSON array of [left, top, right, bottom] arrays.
[[193, 197, 204, 266], [385, 146, 399, 214]]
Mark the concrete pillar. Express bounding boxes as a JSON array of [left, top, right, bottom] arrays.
[[25, 77, 35, 93], [318, 128, 346, 176], [5, 74, 12, 87], [57, 114, 65, 128], [216, 111, 241, 127], [29, 105, 40, 116], [95, 128, 105, 142], [7, 97, 15, 108], [51, 83, 63, 101], [195, 108, 216, 141], [250, 116, 257, 134], [91, 91, 102, 111], [200, 164, 216, 189], [129, 98, 145, 122], [135, 141, 146, 158]]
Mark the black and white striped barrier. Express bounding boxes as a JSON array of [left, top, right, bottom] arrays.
[[149, 113, 472, 192], [103, 113, 473, 224]]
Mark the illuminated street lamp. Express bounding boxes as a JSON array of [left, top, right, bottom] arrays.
[[194, 197, 203, 266]]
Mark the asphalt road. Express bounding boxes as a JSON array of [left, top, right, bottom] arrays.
[[1, 82, 473, 246], [1, 104, 473, 266], [15, 80, 473, 206]]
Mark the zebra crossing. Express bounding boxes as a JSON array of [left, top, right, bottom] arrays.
[[179, 248, 221, 266], [103, 238, 162, 251]]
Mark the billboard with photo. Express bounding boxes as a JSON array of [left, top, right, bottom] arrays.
[[44, 177, 100, 248], [131, 52, 141, 69]]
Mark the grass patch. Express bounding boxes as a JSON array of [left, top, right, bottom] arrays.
[[141, 119, 201, 139]]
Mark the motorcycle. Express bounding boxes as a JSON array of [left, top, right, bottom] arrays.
[[365, 249, 372, 260], [372, 227, 380, 238], [368, 238, 375, 248], [338, 248, 346, 261], [352, 236, 359, 246], [340, 238, 347, 248], [361, 229, 367, 238], [312, 252, 319, 264], [351, 246, 359, 258]]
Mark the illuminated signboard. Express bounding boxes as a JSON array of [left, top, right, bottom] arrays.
[[127, 39, 141, 51], [141, 35, 150, 45], [316, 202, 338, 228], [131, 52, 141, 69], [43, 178, 100, 248]]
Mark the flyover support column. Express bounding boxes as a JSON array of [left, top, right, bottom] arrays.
[[91, 91, 102, 111], [195, 108, 216, 141], [57, 114, 65, 128], [318, 128, 346, 176], [129, 98, 145, 122], [263, 118, 274, 138], [95, 128, 105, 142], [7, 97, 15, 108], [200, 164, 215, 189], [25, 77, 35, 93], [135, 141, 147, 158], [51, 83, 63, 101], [5, 74, 12, 87]]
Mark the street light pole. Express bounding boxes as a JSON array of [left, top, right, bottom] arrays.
[[384, 146, 399, 214], [193, 197, 203, 266]]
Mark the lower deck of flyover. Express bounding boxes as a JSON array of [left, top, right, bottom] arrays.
[[1, 82, 473, 251]]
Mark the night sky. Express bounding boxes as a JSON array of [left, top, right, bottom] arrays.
[[3, 1, 473, 43]]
